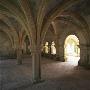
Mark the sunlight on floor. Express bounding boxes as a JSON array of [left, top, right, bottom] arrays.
[[66, 56, 80, 66]]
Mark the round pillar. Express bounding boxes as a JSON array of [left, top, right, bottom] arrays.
[[17, 48, 22, 65], [59, 45, 65, 62], [31, 46, 41, 83]]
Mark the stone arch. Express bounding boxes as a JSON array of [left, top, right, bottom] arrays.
[[61, 29, 86, 46], [0, 3, 33, 50], [60, 11, 90, 44], [64, 35, 80, 61], [41, 0, 81, 44], [58, 24, 88, 65], [43, 24, 56, 43], [42, 24, 57, 55]]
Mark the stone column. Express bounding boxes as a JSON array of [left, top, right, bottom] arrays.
[[55, 37, 60, 60], [78, 44, 88, 66], [48, 42, 51, 55], [59, 44, 65, 62], [17, 47, 22, 65], [32, 46, 41, 83]]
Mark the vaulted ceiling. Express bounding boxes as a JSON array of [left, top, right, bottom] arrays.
[[0, 0, 89, 48]]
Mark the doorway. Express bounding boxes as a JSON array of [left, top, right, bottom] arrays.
[[64, 35, 80, 64]]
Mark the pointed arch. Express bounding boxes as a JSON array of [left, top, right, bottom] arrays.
[[0, 1, 32, 46], [41, 0, 81, 44], [57, 11, 90, 44]]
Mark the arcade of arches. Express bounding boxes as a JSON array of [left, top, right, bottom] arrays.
[[0, 0, 90, 83]]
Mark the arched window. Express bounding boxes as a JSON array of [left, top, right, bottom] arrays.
[[51, 41, 56, 55], [64, 35, 80, 63]]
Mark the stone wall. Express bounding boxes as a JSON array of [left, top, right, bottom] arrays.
[[0, 31, 16, 59]]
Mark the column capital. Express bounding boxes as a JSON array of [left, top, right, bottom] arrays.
[[31, 46, 41, 54]]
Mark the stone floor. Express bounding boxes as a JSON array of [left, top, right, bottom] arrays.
[[0, 57, 90, 90]]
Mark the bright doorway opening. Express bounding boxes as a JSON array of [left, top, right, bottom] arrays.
[[64, 35, 80, 65]]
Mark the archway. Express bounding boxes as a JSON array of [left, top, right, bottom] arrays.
[[64, 35, 80, 64], [51, 41, 56, 55], [42, 42, 49, 54]]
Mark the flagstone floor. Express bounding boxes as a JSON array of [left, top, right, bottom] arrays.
[[0, 57, 90, 90]]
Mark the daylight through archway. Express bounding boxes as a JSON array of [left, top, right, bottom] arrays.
[[64, 35, 80, 65]]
